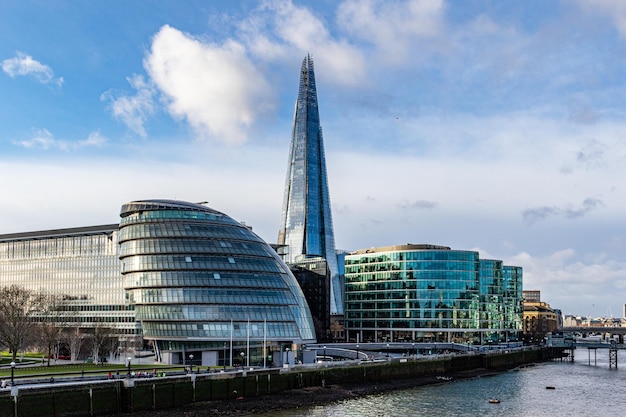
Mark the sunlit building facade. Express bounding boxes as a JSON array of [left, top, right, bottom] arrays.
[[344, 244, 523, 344], [277, 55, 342, 318], [0, 225, 138, 339], [120, 200, 316, 365]]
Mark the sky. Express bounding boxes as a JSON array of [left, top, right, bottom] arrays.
[[1, 0, 626, 318]]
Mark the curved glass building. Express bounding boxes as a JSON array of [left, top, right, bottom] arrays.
[[344, 244, 522, 345], [119, 200, 316, 365]]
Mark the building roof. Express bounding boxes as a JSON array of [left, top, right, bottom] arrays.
[[0, 224, 118, 242]]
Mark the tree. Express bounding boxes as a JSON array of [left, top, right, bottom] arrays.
[[0, 285, 40, 361], [88, 325, 115, 365], [36, 294, 66, 366], [65, 327, 85, 363]]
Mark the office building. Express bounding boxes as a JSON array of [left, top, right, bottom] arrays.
[[344, 244, 523, 344], [0, 225, 139, 349], [120, 199, 316, 365], [277, 55, 342, 319]]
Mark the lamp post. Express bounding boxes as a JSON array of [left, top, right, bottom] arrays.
[[356, 344, 359, 360], [126, 357, 131, 377], [10, 362, 15, 386], [189, 354, 194, 373], [240, 352, 244, 367], [323, 345, 327, 362], [223, 342, 227, 370], [386, 343, 390, 359], [412, 342, 415, 357]]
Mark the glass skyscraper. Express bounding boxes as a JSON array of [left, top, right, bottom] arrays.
[[278, 55, 342, 316]]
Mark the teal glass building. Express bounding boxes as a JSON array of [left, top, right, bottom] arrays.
[[278, 55, 342, 316], [120, 200, 316, 365], [344, 244, 523, 344]]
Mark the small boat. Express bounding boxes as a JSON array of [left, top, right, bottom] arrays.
[[488, 399, 500, 404], [546, 386, 556, 390]]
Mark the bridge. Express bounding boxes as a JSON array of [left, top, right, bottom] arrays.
[[561, 326, 626, 337]]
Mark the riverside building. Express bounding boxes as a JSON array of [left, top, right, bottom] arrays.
[[344, 244, 523, 345]]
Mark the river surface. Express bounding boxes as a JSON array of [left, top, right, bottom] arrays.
[[253, 348, 626, 417]]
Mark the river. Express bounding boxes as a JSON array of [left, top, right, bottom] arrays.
[[252, 348, 626, 417]]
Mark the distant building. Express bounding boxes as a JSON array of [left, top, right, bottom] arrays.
[[344, 244, 523, 344], [523, 290, 541, 303], [523, 295, 558, 343]]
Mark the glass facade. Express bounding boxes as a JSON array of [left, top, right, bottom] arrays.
[[119, 199, 316, 364], [278, 55, 342, 315], [0, 225, 138, 336], [344, 244, 523, 344]]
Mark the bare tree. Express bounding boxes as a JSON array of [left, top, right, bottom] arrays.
[[36, 294, 66, 366], [104, 333, 121, 363], [65, 327, 85, 363], [0, 285, 40, 361], [88, 325, 115, 365]]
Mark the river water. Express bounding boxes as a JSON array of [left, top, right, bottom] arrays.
[[254, 348, 626, 417]]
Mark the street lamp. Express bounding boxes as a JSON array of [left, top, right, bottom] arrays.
[[10, 362, 15, 385], [223, 342, 227, 370], [189, 354, 194, 373], [386, 343, 390, 358], [240, 352, 245, 367], [356, 344, 359, 360], [126, 357, 132, 377], [412, 342, 415, 357], [323, 345, 327, 362]]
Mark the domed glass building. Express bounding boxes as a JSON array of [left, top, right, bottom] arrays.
[[119, 200, 316, 366]]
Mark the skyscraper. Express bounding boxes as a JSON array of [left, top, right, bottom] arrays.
[[278, 55, 342, 316]]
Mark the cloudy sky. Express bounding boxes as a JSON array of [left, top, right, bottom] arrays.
[[2, 0, 626, 317]]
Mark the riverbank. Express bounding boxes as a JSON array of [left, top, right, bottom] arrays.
[[129, 367, 506, 416]]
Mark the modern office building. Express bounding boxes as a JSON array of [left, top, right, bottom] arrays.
[[0, 224, 140, 349], [344, 244, 523, 344], [119, 200, 316, 365], [277, 55, 343, 335]]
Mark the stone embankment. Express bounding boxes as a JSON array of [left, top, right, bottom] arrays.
[[0, 347, 564, 417]]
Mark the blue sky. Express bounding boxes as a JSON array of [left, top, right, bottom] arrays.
[[2, 0, 626, 318]]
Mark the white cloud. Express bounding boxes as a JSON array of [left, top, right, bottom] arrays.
[[101, 75, 156, 138], [337, 0, 446, 65], [14, 129, 107, 151], [574, 0, 626, 37], [144, 25, 274, 145], [242, 0, 366, 86], [509, 249, 626, 317], [1, 52, 63, 86]]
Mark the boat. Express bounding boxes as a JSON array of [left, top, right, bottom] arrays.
[[546, 386, 556, 390], [488, 399, 500, 404]]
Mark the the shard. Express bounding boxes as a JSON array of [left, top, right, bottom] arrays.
[[278, 55, 342, 316]]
